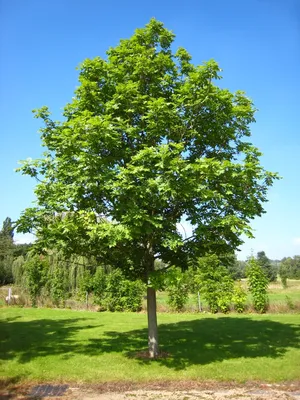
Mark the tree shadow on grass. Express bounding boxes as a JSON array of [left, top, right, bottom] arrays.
[[0, 317, 101, 364], [1, 315, 300, 371], [87, 317, 300, 370]]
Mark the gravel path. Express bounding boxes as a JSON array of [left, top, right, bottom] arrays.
[[2, 382, 300, 400], [68, 387, 300, 400]]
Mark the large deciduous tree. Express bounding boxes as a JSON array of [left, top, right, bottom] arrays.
[[17, 19, 278, 357]]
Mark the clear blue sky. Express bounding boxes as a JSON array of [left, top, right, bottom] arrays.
[[0, 0, 299, 260]]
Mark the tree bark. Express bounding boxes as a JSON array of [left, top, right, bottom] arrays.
[[145, 240, 159, 358], [147, 285, 159, 358]]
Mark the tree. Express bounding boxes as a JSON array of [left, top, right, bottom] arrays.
[[256, 251, 277, 282], [24, 255, 49, 306], [2, 217, 14, 239], [192, 255, 234, 313], [279, 256, 300, 280], [279, 261, 288, 288], [17, 19, 278, 357], [0, 232, 14, 284], [246, 257, 269, 313], [0, 217, 14, 284]]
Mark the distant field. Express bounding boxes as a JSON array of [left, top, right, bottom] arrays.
[[154, 279, 300, 312], [1, 308, 300, 385], [1, 279, 300, 312]]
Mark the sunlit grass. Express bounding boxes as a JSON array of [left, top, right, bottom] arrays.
[[1, 308, 299, 384]]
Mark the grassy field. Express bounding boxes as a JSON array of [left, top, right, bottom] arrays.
[[1, 308, 300, 385], [1, 280, 299, 312], [154, 280, 300, 312]]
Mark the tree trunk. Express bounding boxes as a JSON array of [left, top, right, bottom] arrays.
[[147, 285, 159, 358], [197, 291, 202, 312]]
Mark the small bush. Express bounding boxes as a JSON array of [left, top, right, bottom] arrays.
[[193, 255, 234, 313], [285, 295, 295, 310], [24, 255, 49, 307], [103, 269, 145, 312], [93, 267, 107, 307], [165, 268, 189, 312], [279, 264, 288, 288], [232, 281, 247, 313], [246, 257, 269, 313], [47, 266, 68, 307]]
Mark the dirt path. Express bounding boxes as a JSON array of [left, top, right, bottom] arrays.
[[68, 389, 300, 400], [2, 382, 300, 400], [68, 387, 300, 400]]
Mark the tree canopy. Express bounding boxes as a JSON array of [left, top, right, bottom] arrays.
[[17, 19, 278, 357]]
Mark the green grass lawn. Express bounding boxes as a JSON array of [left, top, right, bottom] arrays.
[[1, 308, 300, 384]]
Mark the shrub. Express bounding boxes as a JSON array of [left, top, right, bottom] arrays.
[[93, 267, 107, 307], [279, 263, 288, 288], [24, 255, 49, 306], [193, 255, 234, 313], [246, 257, 269, 313], [12, 255, 26, 285], [47, 266, 68, 307], [166, 268, 189, 312], [103, 269, 145, 312], [78, 270, 94, 301], [232, 281, 247, 313], [285, 295, 295, 310]]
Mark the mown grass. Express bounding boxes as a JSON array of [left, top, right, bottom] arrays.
[[1, 308, 300, 385]]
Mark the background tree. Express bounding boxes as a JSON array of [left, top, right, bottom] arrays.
[[223, 253, 246, 280], [17, 19, 278, 357], [0, 217, 14, 284], [2, 217, 14, 239], [279, 256, 300, 280], [0, 232, 14, 284], [24, 255, 49, 306], [256, 251, 277, 282]]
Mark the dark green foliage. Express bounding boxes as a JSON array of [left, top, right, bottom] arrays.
[[47, 265, 69, 306], [246, 257, 269, 313], [12, 255, 26, 285], [285, 295, 295, 310], [0, 231, 14, 285], [2, 217, 14, 239], [227, 257, 247, 280], [12, 243, 32, 258], [0, 217, 32, 285], [93, 267, 107, 306], [24, 255, 49, 306], [257, 251, 277, 282], [279, 256, 300, 280], [78, 270, 94, 298], [279, 263, 288, 288]]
